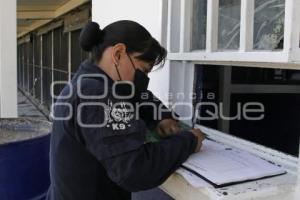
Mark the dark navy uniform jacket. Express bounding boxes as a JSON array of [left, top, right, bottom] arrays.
[[47, 60, 197, 200]]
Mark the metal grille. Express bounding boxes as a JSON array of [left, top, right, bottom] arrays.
[[53, 27, 69, 99], [17, 45, 22, 87], [28, 38, 34, 95], [33, 35, 41, 102], [71, 29, 90, 76], [17, 5, 91, 112], [23, 43, 28, 91], [42, 32, 53, 109]]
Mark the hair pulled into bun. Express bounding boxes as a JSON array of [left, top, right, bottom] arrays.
[[79, 22, 104, 51], [78, 20, 167, 66]]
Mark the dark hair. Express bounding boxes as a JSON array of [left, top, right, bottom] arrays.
[[79, 20, 167, 68]]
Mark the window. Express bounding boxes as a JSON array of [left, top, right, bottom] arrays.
[[194, 64, 300, 156], [254, 0, 285, 50], [218, 0, 241, 50], [191, 0, 207, 50], [168, 0, 296, 65], [169, 0, 181, 52]]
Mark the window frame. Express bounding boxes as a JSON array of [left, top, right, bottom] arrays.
[[166, 0, 300, 66]]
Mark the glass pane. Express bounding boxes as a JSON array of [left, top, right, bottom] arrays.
[[194, 64, 300, 156], [170, 0, 181, 52], [232, 67, 300, 84], [254, 0, 285, 50], [218, 0, 241, 50], [191, 0, 207, 50]]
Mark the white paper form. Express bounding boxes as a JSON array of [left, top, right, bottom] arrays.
[[181, 140, 286, 187]]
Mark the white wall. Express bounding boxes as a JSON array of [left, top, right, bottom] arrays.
[[92, 0, 170, 105], [0, 0, 18, 118]]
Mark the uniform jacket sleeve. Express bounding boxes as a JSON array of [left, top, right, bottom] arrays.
[[137, 90, 179, 130], [101, 132, 197, 192], [75, 79, 197, 192]]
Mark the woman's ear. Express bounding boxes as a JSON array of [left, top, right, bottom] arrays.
[[112, 43, 126, 66]]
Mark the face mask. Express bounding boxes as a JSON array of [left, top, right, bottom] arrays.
[[113, 54, 149, 100], [133, 68, 150, 93]]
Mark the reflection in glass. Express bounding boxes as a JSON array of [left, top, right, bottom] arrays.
[[254, 0, 285, 50], [218, 0, 241, 50]]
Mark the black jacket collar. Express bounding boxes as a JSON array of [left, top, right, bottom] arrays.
[[78, 59, 114, 86]]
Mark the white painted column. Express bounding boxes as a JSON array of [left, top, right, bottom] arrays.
[[179, 0, 192, 52], [240, 0, 254, 52], [285, 0, 300, 62], [0, 0, 18, 118], [287, 1, 300, 195]]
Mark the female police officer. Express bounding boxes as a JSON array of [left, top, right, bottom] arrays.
[[47, 21, 204, 200]]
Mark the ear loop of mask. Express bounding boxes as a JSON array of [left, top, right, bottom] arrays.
[[114, 53, 137, 81], [127, 53, 137, 71], [114, 63, 122, 81]]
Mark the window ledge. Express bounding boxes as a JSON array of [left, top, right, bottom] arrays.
[[160, 125, 299, 200]]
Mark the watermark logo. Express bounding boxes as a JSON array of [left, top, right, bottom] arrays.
[[50, 74, 265, 129]]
